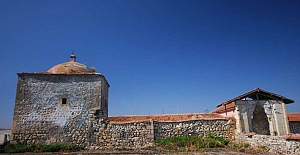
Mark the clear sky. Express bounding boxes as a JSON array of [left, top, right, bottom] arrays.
[[0, 0, 299, 129]]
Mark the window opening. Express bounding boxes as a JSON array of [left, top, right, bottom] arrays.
[[62, 98, 67, 104]]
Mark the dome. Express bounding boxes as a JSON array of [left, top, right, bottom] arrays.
[[47, 54, 95, 74]]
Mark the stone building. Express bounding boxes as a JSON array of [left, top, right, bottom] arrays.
[[11, 54, 109, 146], [211, 88, 294, 136], [10, 55, 299, 153]]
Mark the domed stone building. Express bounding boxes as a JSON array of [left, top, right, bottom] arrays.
[[11, 54, 109, 146]]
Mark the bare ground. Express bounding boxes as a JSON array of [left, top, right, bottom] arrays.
[[0, 148, 278, 155]]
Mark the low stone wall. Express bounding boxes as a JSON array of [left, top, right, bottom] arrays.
[[290, 122, 300, 134], [88, 118, 234, 149], [154, 119, 235, 140], [235, 134, 300, 154], [89, 120, 154, 149], [11, 113, 234, 149]]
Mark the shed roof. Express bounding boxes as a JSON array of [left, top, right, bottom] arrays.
[[217, 88, 294, 107]]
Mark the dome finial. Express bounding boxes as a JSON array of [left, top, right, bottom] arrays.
[[70, 51, 76, 62]]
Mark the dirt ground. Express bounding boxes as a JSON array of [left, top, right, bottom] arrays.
[[0, 148, 278, 155]]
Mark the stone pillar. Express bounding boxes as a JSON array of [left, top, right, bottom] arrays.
[[243, 111, 250, 133], [146, 120, 154, 142], [268, 116, 275, 136], [234, 105, 242, 133], [281, 101, 290, 135], [273, 102, 282, 135]]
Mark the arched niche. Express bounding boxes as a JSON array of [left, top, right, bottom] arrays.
[[252, 103, 270, 135]]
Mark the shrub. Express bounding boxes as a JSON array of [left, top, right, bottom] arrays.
[[260, 145, 267, 150], [203, 133, 228, 148], [154, 134, 228, 151], [4, 143, 34, 153], [4, 143, 83, 153], [41, 143, 83, 152], [231, 143, 240, 149], [40, 143, 61, 152], [243, 143, 250, 148]]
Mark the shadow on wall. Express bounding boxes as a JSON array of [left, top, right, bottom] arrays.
[[252, 104, 270, 135]]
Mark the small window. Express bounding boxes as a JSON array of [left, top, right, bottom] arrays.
[[62, 98, 67, 104]]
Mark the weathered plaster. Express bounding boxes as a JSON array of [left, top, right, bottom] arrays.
[[0, 130, 11, 145], [234, 100, 289, 136]]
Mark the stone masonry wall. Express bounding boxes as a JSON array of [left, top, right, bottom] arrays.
[[235, 134, 300, 154], [88, 118, 234, 149], [89, 119, 154, 149], [12, 74, 108, 147], [290, 122, 300, 134], [154, 119, 235, 140]]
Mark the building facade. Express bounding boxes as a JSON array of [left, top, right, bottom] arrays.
[[11, 54, 109, 146]]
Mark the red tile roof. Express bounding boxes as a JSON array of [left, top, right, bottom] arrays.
[[288, 113, 300, 122], [18, 72, 99, 75], [108, 113, 227, 124], [284, 134, 300, 141], [211, 102, 236, 114]]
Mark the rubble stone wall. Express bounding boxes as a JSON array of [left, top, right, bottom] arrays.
[[88, 118, 234, 149], [153, 120, 235, 140], [89, 119, 154, 149], [289, 122, 300, 134], [235, 134, 300, 154], [12, 74, 108, 146]]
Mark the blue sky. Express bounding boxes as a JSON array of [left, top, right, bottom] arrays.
[[0, 0, 299, 129]]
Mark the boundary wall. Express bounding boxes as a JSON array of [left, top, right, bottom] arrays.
[[88, 116, 235, 149], [235, 134, 300, 154]]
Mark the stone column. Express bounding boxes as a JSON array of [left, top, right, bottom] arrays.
[[273, 102, 281, 135], [281, 101, 290, 135], [234, 105, 243, 133], [243, 111, 250, 133]]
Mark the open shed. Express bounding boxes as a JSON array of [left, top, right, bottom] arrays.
[[212, 88, 294, 136]]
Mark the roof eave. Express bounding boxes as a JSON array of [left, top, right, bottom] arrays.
[[217, 88, 294, 107], [17, 72, 110, 87]]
